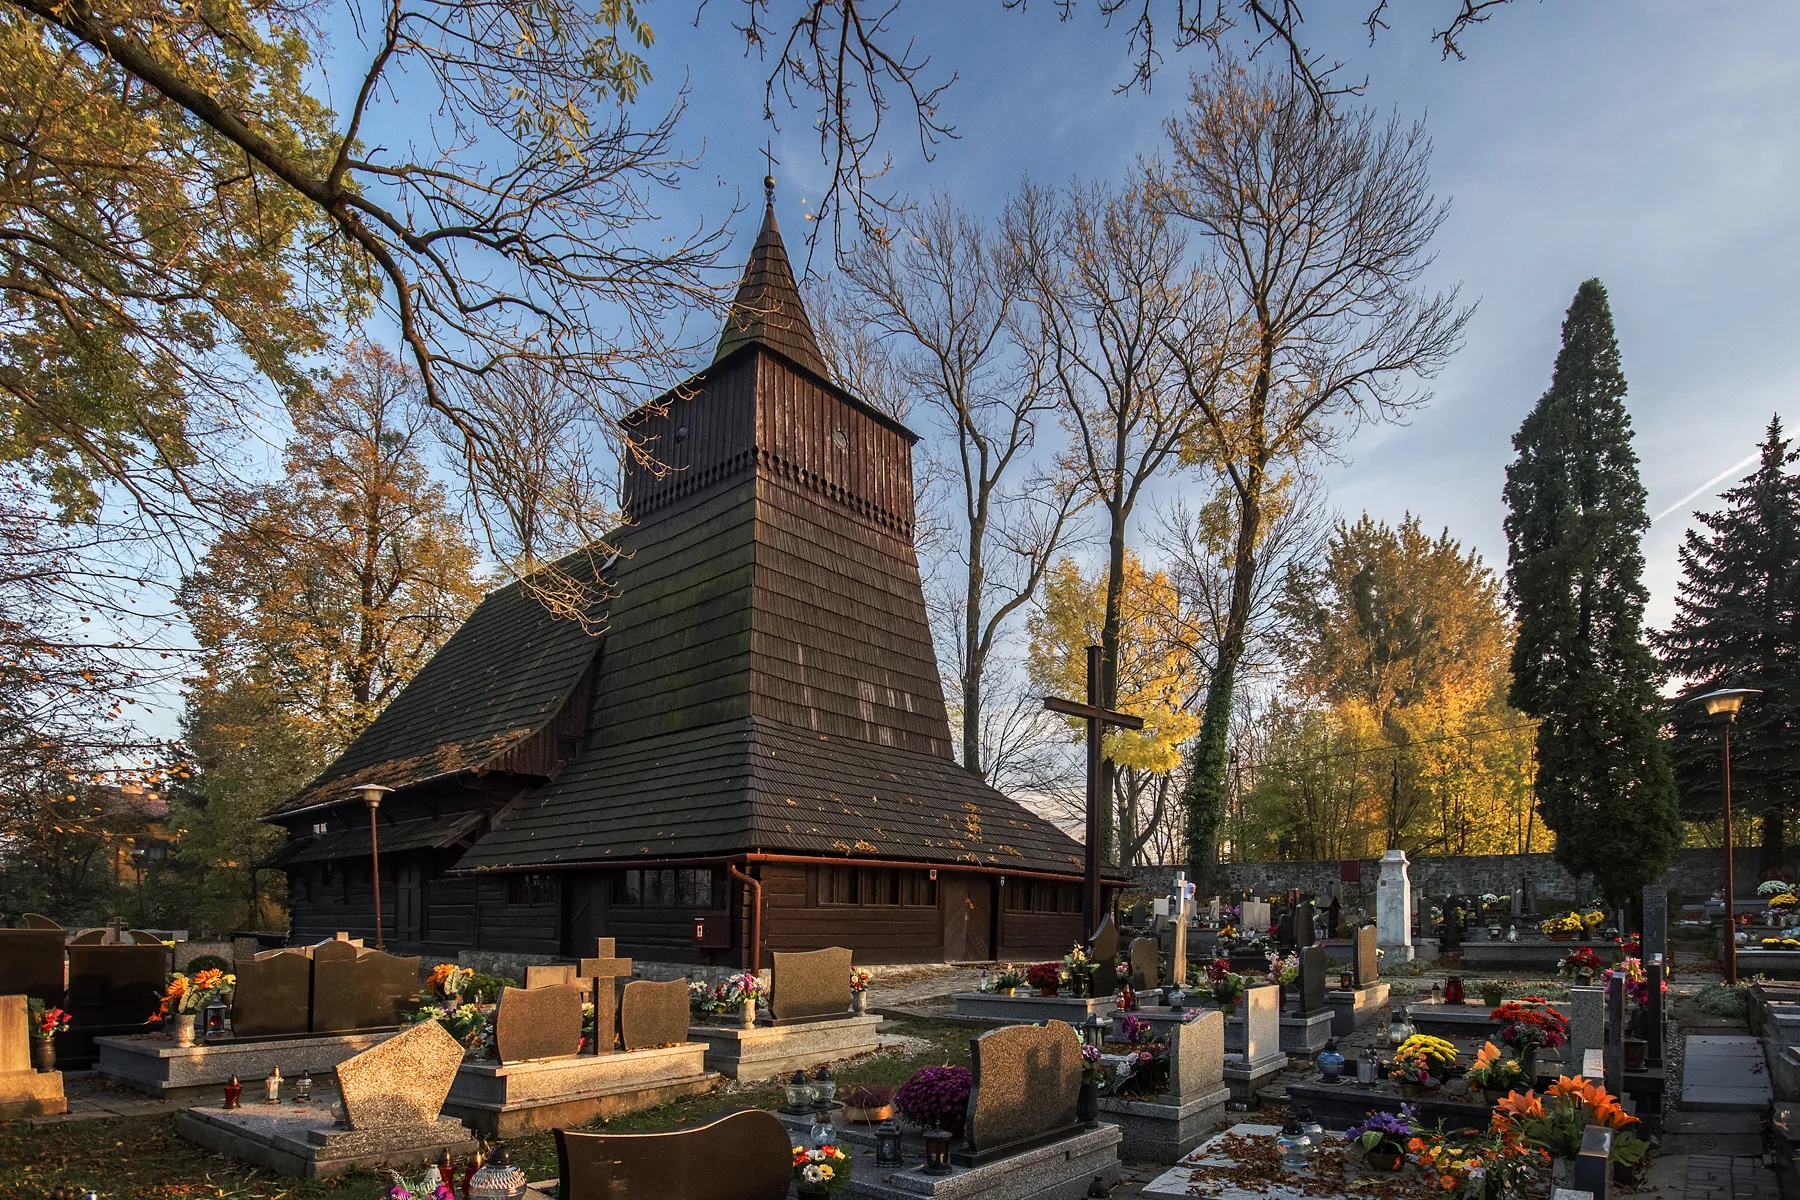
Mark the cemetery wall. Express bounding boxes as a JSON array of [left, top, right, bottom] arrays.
[[1131, 846, 1800, 905]]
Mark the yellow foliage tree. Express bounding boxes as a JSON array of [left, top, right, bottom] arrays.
[[1028, 552, 1201, 863]]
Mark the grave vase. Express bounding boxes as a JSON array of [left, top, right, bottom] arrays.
[[741, 998, 757, 1027], [1077, 1081, 1099, 1126], [852, 991, 868, 1015], [174, 1013, 197, 1048], [31, 1038, 54, 1073]]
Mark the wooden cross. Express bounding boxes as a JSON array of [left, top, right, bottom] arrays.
[[578, 938, 633, 1055], [1045, 644, 1144, 939]]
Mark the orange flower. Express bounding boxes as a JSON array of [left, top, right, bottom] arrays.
[[1473, 1042, 1501, 1070]]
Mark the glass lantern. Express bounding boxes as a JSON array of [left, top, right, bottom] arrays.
[[1355, 1051, 1381, 1086], [875, 1119, 903, 1166], [467, 1144, 528, 1200], [1080, 1014, 1105, 1048], [1316, 1040, 1344, 1083], [809, 1109, 836, 1149], [203, 1000, 229, 1041], [1274, 1114, 1312, 1171], [922, 1128, 952, 1175], [294, 1066, 312, 1104], [1431, 982, 1444, 1006], [1387, 1005, 1415, 1048], [785, 1070, 816, 1112], [1166, 986, 1187, 1013], [1294, 1102, 1323, 1155], [813, 1066, 836, 1106]]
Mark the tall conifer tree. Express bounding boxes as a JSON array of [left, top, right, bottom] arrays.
[[1503, 279, 1679, 907], [1657, 418, 1800, 867]]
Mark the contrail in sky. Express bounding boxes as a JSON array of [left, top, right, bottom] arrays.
[[1652, 452, 1760, 524]]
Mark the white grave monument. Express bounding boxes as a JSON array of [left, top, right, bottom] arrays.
[[1376, 849, 1415, 963]]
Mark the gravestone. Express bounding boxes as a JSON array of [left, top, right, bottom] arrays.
[[493, 985, 585, 1064], [577, 939, 632, 1054], [0, 993, 66, 1119], [230, 949, 312, 1038], [1376, 850, 1413, 960], [1326, 897, 1342, 939], [1090, 914, 1121, 988], [69, 929, 106, 945], [1574, 1125, 1612, 1199], [336, 1019, 465, 1129], [524, 964, 578, 989], [1292, 896, 1316, 950], [1645, 958, 1665, 1068], [1603, 975, 1625, 1098], [311, 942, 420, 1033], [1642, 885, 1668, 966], [1129, 938, 1160, 991], [1207, 897, 1221, 925], [1241, 984, 1279, 1065], [1168, 1009, 1225, 1101], [1351, 926, 1380, 989], [555, 1108, 791, 1200], [1568, 986, 1605, 1062], [962, 1020, 1081, 1161], [1296, 946, 1328, 1015], [767, 947, 852, 1023], [20, 913, 59, 928], [618, 978, 689, 1051], [64, 943, 164, 1027], [1169, 891, 1192, 989], [1239, 899, 1271, 935], [0, 926, 66, 1007]]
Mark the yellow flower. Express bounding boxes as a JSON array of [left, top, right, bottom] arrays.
[[817, 1165, 834, 1180]]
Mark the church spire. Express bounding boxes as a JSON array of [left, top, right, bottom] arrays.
[[712, 177, 831, 380]]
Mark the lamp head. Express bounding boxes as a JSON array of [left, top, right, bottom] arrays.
[[1691, 687, 1762, 724], [353, 784, 393, 810]]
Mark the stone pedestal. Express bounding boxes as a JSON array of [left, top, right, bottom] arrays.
[[175, 1105, 475, 1179], [1277, 1009, 1334, 1056], [1325, 984, 1390, 1035], [1643, 883, 1668, 965], [1097, 1086, 1230, 1163], [1220, 1052, 1285, 1104], [96, 1029, 399, 1099], [688, 1013, 881, 1080], [0, 995, 66, 1119], [950, 993, 1118, 1027], [1376, 850, 1414, 963], [842, 1123, 1121, 1200], [442, 1043, 717, 1136]]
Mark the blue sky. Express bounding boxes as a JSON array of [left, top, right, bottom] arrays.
[[626, 1, 1800, 630]]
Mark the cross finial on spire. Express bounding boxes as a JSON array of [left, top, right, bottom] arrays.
[[762, 140, 775, 203]]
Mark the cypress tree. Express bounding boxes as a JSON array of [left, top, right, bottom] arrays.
[[1657, 417, 1800, 869], [1502, 279, 1680, 908]]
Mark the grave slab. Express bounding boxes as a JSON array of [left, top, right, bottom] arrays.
[[1324, 983, 1390, 1035], [688, 1013, 882, 1080], [1276, 1009, 1333, 1056], [840, 1123, 1120, 1200], [1142, 1122, 1442, 1198], [951, 993, 1118, 1026], [1681, 1035, 1771, 1112], [442, 1042, 717, 1136], [95, 1030, 400, 1099], [175, 1104, 476, 1179]]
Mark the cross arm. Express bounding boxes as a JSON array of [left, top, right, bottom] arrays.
[[1044, 696, 1145, 730]]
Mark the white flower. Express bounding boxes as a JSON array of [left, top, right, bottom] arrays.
[[803, 1164, 826, 1184]]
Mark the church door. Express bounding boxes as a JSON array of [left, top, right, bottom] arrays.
[[941, 874, 993, 962], [396, 863, 425, 943], [562, 873, 609, 957]]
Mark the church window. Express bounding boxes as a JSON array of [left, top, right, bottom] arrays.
[[555, 734, 580, 762], [506, 874, 557, 905], [612, 868, 725, 910], [820, 867, 936, 907]]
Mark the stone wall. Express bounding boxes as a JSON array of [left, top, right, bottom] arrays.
[[1132, 847, 1800, 905]]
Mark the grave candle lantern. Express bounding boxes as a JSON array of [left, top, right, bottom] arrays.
[[785, 1070, 816, 1112], [875, 1120, 903, 1166], [922, 1128, 952, 1175], [264, 1066, 282, 1104], [812, 1066, 835, 1105], [222, 1075, 242, 1109]]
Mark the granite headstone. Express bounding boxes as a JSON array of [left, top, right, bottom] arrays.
[[1128, 938, 1160, 991], [1239, 899, 1271, 936], [1240, 984, 1279, 1065], [524, 964, 578, 989], [555, 1108, 792, 1200], [336, 1018, 464, 1129], [1351, 925, 1380, 989], [1645, 958, 1665, 1068], [1168, 1010, 1225, 1102], [1090, 914, 1120, 986], [494, 984, 585, 1063], [311, 943, 420, 1033], [618, 978, 689, 1051], [1297, 945, 1328, 1015], [64, 943, 163, 1027], [768, 947, 852, 1023], [1642, 884, 1668, 966], [229, 949, 312, 1038], [963, 1020, 1081, 1158], [1292, 896, 1316, 949]]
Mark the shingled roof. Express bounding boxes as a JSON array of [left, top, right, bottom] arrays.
[[267, 556, 606, 818], [712, 199, 831, 380]]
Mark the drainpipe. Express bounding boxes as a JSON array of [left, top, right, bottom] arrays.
[[728, 862, 762, 974]]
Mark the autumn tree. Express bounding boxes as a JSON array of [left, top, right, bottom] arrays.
[[1029, 552, 1202, 864], [1159, 66, 1471, 884], [174, 343, 485, 928], [1504, 279, 1678, 909], [1657, 417, 1800, 870], [1013, 176, 1222, 862]]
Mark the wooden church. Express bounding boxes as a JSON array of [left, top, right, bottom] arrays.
[[265, 189, 1099, 967]]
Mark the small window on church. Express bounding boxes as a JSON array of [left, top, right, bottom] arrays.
[[506, 874, 557, 905], [311, 821, 328, 836], [555, 734, 580, 762]]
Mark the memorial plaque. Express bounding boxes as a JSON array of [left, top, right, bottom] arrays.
[[230, 949, 312, 1038], [964, 1021, 1081, 1156], [577, 939, 632, 1055], [1128, 938, 1159, 991], [64, 943, 164, 1026], [1168, 1010, 1224, 1102], [1297, 945, 1328, 1015], [494, 985, 584, 1063], [0, 927, 65, 1007], [619, 978, 690, 1051], [556, 1108, 792, 1200], [1352, 925, 1380, 988], [525, 964, 578, 989], [336, 1019, 464, 1129], [768, 947, 852, 1023]]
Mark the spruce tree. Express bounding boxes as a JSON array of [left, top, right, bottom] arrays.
[[1503, 279, 1680, 908], [1657, 417, 1800, 866]]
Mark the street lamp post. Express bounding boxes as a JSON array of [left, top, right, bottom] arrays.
[[351, 785, 394, 949], [1690, 688, 1761, 986]]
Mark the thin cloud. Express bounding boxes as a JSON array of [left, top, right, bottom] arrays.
[[1652, 452, 1759, 524]]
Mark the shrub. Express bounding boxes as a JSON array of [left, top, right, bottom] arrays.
[[895, 1066, 971, 1130], [1693, 983, 1748, 1018], [184, 954, 231, 976]]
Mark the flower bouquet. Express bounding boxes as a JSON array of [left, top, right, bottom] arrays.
[[1762, 937, 1800, 949], [1769, 892, 1800, 911], [386, 1170, 456, 1200], [689, 980, 732, 1017], [27, 999, 70, 1042], [1209, 968, 1245, 1013], [792, 1142, 853, 1195], [1389, 1034, 1456, 1093], [1603, 957, 1667, 1007], [1490, 997, 1569, 1060], [1467, 1041, 1529, 1100], [423, 963, 474, 1004], [895, 1065, 972, 1132], [1344, 1107, 1414, 1170], [1539, 913, 1583, 939], [849, 967, 873, 994], [1558, 946, 1603, 981], [991, 966, 1027, 994], [1760, 879, 1794, 897], [1025, 962, 1063, 995], [1263, 950, 1299, 988], [1492, 1076, 1649, 1177]]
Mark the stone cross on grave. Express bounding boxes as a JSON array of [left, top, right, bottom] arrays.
[[1169, 876, 1194, 991], [578, 939, 633, 1055], [1044, 644, 1145, 937]]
